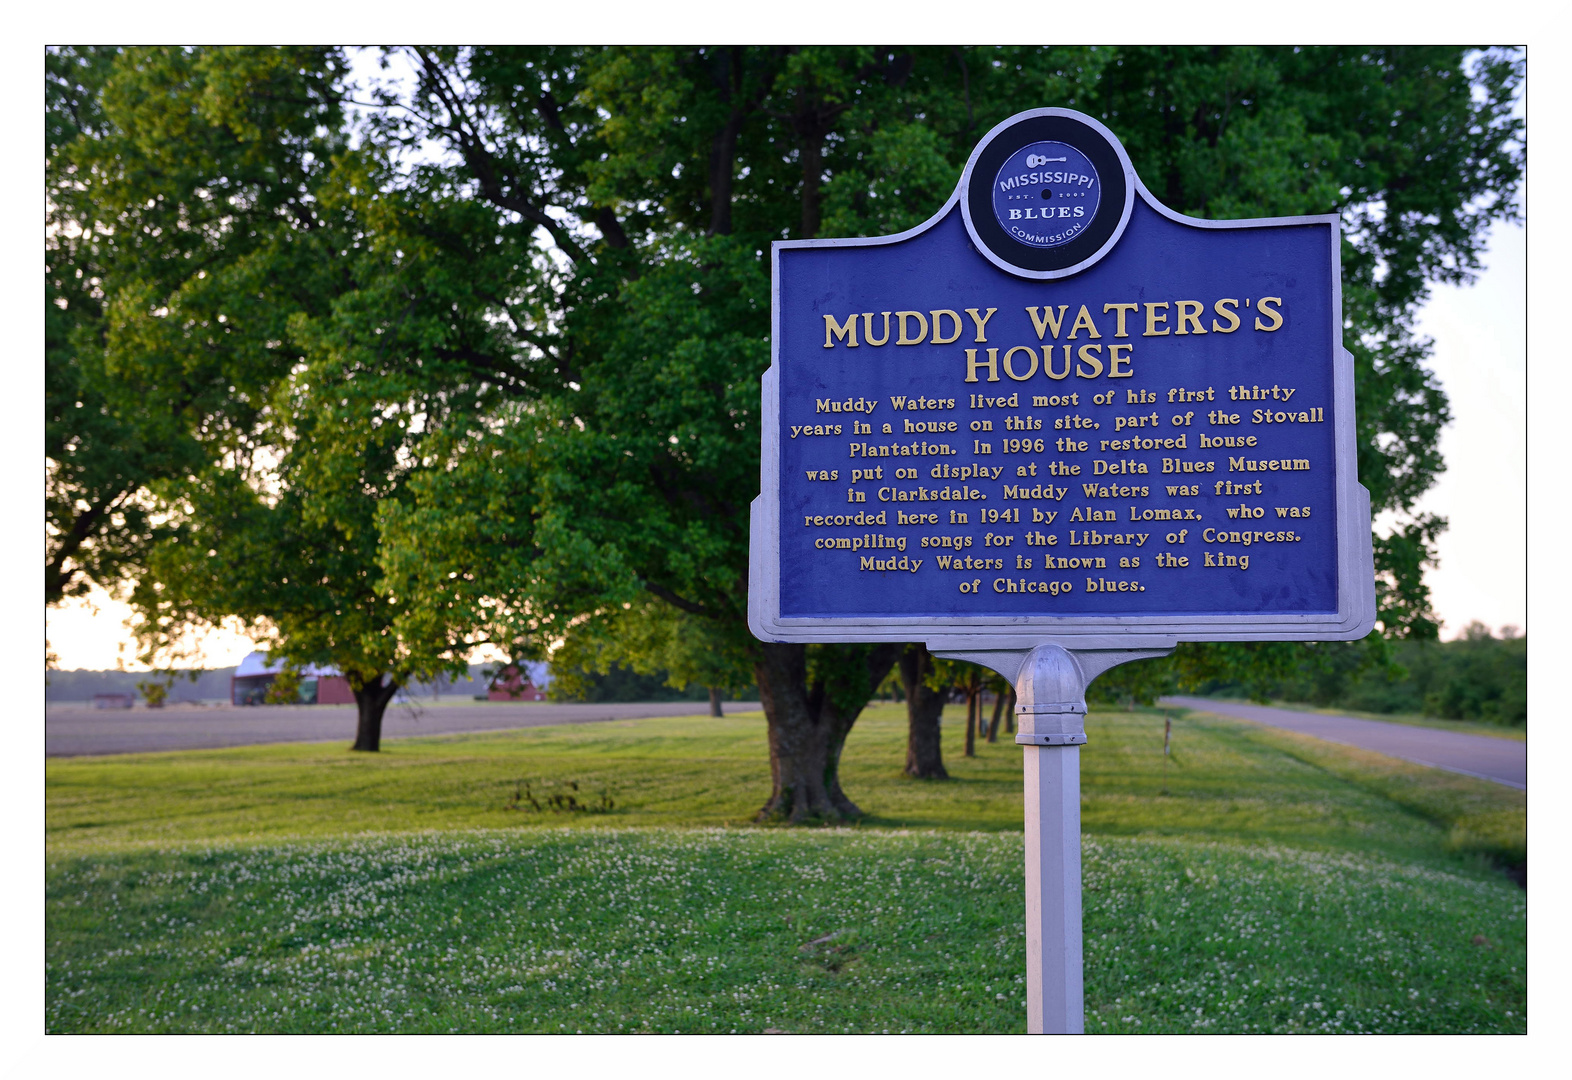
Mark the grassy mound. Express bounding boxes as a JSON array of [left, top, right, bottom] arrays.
[[46, 829, 1523, 1034], [46, 704, 1526, 1033]]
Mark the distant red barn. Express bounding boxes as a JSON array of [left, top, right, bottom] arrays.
[[231, 651, 354, 705]]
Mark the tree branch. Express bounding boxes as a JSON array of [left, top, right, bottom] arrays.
[[46, 487, 134, 602], [416, 52, 592, 265], [533, 87, 630, 250], [644, 581, 717, 618]]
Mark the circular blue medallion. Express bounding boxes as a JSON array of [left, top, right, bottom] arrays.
[[990, 140, 1102, 250]]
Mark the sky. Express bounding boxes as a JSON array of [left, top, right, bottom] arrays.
[[1404, 219, 1526, 637]]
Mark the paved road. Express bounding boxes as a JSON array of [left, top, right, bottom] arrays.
[[1161, 696, 1526, 790], [45, 700, 762, 757]]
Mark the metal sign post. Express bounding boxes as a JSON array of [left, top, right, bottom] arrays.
[[749, 107, 1376, 1033], [1016, 645, 1091, 1035], [1023, 737, 1083, 1034], [936, 643, 1169, 1032]]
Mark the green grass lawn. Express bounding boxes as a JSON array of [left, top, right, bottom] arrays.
[[45, 705, 1526, 1033]]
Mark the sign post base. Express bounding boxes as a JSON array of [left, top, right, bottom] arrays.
[[1023, 740, 1083, 1033], [935, 641, 1172, 1034]]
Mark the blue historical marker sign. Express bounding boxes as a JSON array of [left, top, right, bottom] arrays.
[[750, 108, 1375, 650]]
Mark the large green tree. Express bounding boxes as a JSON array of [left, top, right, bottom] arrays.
[[48, 48, 313, 616], [47, 47, 509, 748], [46, 47, 347, 605], [375, 46, 1022, 818], [53, 46, 1522, 791], [374, 46, 1520, 814]]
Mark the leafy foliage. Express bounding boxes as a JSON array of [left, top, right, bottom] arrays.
[[544, 601, 755, 702], [262, 666, 304, 705], [46, 47, 350, 605], [1254, 624, 1526, 726]]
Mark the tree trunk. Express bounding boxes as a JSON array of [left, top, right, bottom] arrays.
[[799, 128, 824, 239], [708, 686, 724, 718], [350, 673, 401, 752], [704, 48, 780, 239], [987, 687, 1006, 743], [964, 685, 978, 757], [753, 641, 901, 822], [1005, 687, 1017, 733], [899, 644, 948, 779]]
